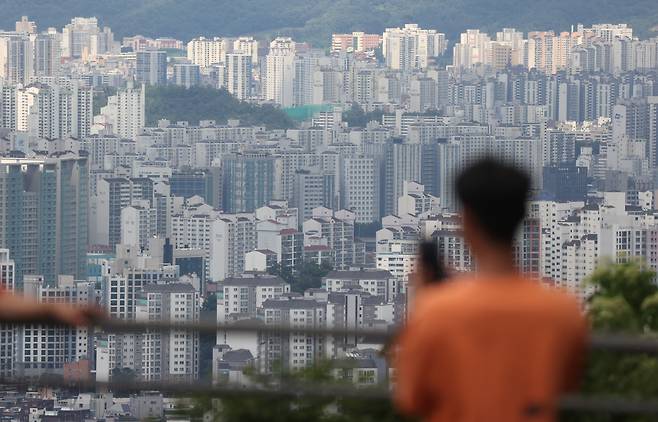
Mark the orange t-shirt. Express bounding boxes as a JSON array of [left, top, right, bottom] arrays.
[[395, 275, 588, 422]]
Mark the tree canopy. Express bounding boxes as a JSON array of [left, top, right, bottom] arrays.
[[342, 104, 384, 129], [269, 261, 334, 293], [565, 260, 658, 421], [181, 362, 405, 422], [145, 85, 295, 129], [3, 0, 658, 47]]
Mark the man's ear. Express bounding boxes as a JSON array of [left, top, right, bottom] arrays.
[[460, 208, 473, 233], [460, 208, 479, 248]]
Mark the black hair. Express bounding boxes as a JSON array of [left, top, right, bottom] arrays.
[[418, 240, 446, 284], [456, 158, 530, 246]]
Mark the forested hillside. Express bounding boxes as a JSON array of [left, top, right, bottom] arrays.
[[145, 86, 294, 128], [1, 0, 657, 46]]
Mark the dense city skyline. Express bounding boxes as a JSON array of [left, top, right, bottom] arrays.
[[0, 10, 656, 420]]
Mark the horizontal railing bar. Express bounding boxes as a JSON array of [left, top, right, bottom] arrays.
[[589, 334, 658, 354], [97, 320, 658, 354], [2, 378, 658, 415], [0, 378, 390, 400], [560, 394, 658, 414], [6, 321, 658, 415], [97, 319, 394, 341], [15, 318, 658, 354]]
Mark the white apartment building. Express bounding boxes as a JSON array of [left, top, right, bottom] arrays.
[[0, 249, 14, 378], [171, 200, 219, 252], [17, 275, 95, 378], [340, 155, 380, 224], [11, 82, 92, 139], [226, 53, 252, 100], [383, 24, 447, 70], [209, 213, 257, 281], [262, 297, 325, 372], [536, 194, 658, 301], [265, 37, 295, 107], [232, 37, 259, 64], [452, 29, 492, 69], [397, 181, 440, 216], [323, 269, 398, 302], [0, 32, 32, 84], [97, 247, 179, 382], [375, 229, 418, 295], [97, 83, 145, 140], [438, 136, 542, 211], [33, 33, 60, 77], [303, 208, 356, 270], [120, 203, 157, 249], [136, 283, 200, 382], [187, 37, 230, 67], [61, 17, 116, 59], [216, 274, 291, 324]]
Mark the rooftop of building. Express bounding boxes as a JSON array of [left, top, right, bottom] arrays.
[[324, 269, 393, 280], [142, 283, 196, 293], [304, 245, 332, 252], [219, 275, 287, 287], [262, 298, 323, 310], [221, 349, 254, 363]]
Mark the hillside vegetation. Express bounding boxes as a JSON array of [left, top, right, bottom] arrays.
[[145, 85, 294, 129], [1, 0, 657, 46]]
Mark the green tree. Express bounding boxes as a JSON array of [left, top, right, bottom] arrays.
[[269, 261, 334, 293], [268, 262, 295, 285], [565, 260, 658, 421], [93, 85, 117, 116], [293, 261, 334, 293], [355, 222, 382, 238], [3, 0, 658, 48], [179, 362, 407, 422], [110, 367, 137, 395], [199, 293, 218, 380], [342, 104, 384, 129], [145, 85, 295, 129]]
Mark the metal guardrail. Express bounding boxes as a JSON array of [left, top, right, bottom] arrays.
[[3, 376, 658, 416], [97, 319, 658, 354], [98, 319, 393, 340], [560, 395, 658, 415], [8, 318, 658, 415]]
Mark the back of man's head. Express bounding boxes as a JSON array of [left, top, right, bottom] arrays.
[[456, 158, 530, 247]]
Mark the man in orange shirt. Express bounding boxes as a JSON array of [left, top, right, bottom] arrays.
[[395, 159, 588, 422]]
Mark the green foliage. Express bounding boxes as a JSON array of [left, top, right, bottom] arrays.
[[586, 261, 657, 313], [111, 366, 136, 380], [342, 104, 384, 129], [203, 293, 218, 312], [181, 362, 407, 422], [640, 293, 658, 331], [2, 0, 658, 47], [145, 85, 295, 129], [567, 261, 658, 421], [110, 367, 137, 395], [269, 261, 334, 293], [588, 296, 638, 332], [199, 293, 218, 381], [93, 85, 117, 116], [355, 222, 383, 238]]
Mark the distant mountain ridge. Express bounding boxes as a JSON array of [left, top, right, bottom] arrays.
[[1, 0, 657, 46]]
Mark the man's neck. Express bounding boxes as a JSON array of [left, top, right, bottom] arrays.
[[475, 247, 518, 278]]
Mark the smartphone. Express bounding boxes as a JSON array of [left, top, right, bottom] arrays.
[[418, 240, 446, 285]]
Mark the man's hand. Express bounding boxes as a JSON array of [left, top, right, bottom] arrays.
[[0, 293, 107, 326], [48, 304, 107, 326]]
